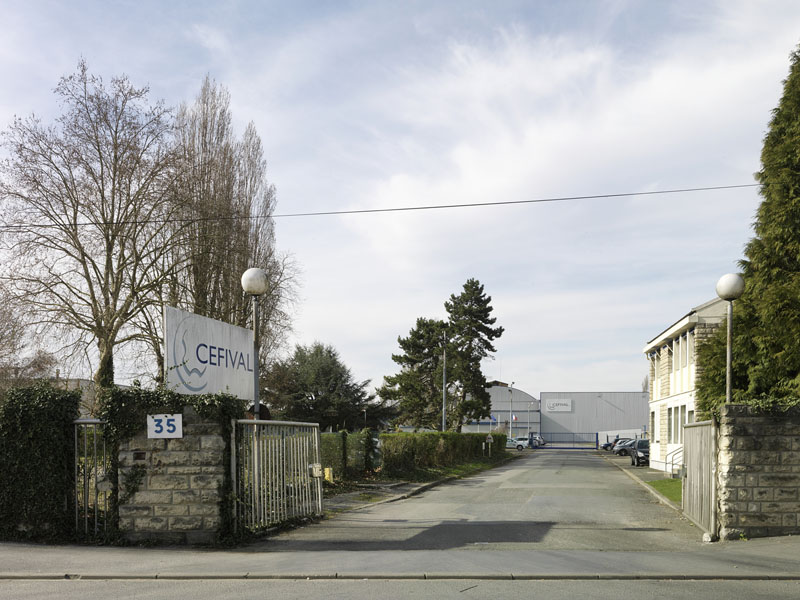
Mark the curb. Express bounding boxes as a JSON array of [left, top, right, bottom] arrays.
[[599, 452, 683, 513], [3, 572, 800, 581]]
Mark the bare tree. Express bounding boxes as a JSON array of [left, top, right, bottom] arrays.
[[138, 77, 296, 378], [0, 61, 181, 387]]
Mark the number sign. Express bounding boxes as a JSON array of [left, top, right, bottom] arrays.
[[147, 414, 183, 439]]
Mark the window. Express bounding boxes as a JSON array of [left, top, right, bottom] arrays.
[[649, 411, 655, 440], [668, 407, 674, 443], [688, 410, 695, 424], [682, 334, 688, 368], [680, 405, 687, 443], [687, 330, 694, 365]]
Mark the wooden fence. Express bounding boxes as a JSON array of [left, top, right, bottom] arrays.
[[683, 420, 716, 535]]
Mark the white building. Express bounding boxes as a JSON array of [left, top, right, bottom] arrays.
[[643, 297, 726, 473]]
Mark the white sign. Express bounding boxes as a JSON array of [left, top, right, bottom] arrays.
[[486, 434, 494, 443], [164, 306, 254, 399], [545, 399, 572, 412], [147, 414, 183, 439]]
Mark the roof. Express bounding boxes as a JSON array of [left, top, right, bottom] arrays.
[[642, 297, 726, 354]]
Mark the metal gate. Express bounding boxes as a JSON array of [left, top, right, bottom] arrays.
[[683, 420, 716, 535], [538, 432, 599, 450], [74, 418, 111, 538], [232, 419, 323, 531]]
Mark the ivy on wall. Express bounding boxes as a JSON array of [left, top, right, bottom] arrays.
[[0, 382, 80, 541]]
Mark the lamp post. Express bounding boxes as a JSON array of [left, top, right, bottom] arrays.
[[241, 267, 269, 418], [509, 381, 514, 438], [715, 273, 745, 403]]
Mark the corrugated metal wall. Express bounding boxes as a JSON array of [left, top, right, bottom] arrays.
[[539, 391, 648, 434]]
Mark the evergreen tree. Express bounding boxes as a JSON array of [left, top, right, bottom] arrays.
[[379, 278, 503, 430], [266, 342, 394, 431], [697, 46, 800, 414], [445, 278, 504, 429], [377, 318, 452, 430]]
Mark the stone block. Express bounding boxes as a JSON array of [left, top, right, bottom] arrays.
[[134, 517, 168, 531], [783, 514, 798, 528], [184, 530, 217, 545], [737, 488, 751, 501], [190, 474, 223, 489], [119, 505, 153, 518], [763, 437, 792, 452], [154, 505, 189, 517], [775, 488, 799, 501], [739, 513, 782, 526], [753, 488, 773, 501], [201, 435, 226, 450], [201, 466, 225, 475], [718, 512, 738, 527], [724, 474, 745, 487], [191, 451, 223, 466], [189, 504, 219, 516], [719, 488, 737, 501], [774, 465, 795, 473], [129, 491, 172, 505], [792, 437, 800, 451], [167, 466, 204, 475], [760, 474, 800, 487], [152, 452, 193, 467], [736, 437, 756, 451], [169, 516, 203, 531], [149, 474, 189, 490], [719, 527, 745, 541], [747, 502, 761, 513], [203, 517, 220, 530], [781, 451, 800, 465], [118, 517, 134, 530], [167, 437, 200, 451], [746, 474, 759, 487], [173, 489, 219, 504]]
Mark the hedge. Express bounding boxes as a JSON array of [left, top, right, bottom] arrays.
[[0, 382, 81, 540], [320, 429, 377, 480], [379, 432, 506, 477]]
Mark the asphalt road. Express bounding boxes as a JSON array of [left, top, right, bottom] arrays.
[[251, 450, 701, 554], [2, 449, 800, 599]]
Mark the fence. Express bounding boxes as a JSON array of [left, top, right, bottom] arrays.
[[683, 420, 715, 534], [539, 432, 598, 449], [232, 419, 324, 532], [74, 418, 110, 538]]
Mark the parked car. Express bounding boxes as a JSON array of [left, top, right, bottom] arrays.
[[609, 438, 632, 453], [507, 437, 526, 450], [630, 439, 650, 466], [515, 436, 532, 449], [530, 434, 545, 447], [613, 439, 636, 456]]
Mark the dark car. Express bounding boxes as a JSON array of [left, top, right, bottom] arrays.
[[613, 439, 636, 456], [630, 439, 650, 466]]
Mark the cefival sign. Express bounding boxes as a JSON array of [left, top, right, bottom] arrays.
[[164, 306, 254, 400]]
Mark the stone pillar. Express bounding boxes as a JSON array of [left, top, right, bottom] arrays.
[[717, 404, 800, 540], [117, 406, 226, 544]]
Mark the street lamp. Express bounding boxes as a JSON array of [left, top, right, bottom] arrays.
[[509, 381, 514, 438], [241, 267, 268, 419], [716, 273, 745, 403]]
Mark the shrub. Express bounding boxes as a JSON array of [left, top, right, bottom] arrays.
[[379, 432, 506, 478], [0, 382, 80, 541]]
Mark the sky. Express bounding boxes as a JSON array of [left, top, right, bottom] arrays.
[[1, 0, 799, 398]]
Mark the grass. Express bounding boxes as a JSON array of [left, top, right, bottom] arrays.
[[645, 478, 682, 505]]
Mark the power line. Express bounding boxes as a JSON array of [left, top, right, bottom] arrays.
[[0, 183, 762, 231]]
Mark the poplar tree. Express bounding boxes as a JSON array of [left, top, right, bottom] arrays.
[[696, 46, 800, 414]]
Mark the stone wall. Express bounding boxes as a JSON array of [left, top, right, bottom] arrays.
[[717, 404, 800, 540], [117, 407, 226, 544]]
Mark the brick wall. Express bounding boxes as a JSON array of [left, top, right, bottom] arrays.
[[717, 404, 800, 540], [117, 407, 225, 544]]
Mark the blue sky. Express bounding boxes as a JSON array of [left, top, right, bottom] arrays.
[[2, 1, 799, 396]]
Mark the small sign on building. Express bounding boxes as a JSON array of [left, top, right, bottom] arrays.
[[147, 414, 183, 439]]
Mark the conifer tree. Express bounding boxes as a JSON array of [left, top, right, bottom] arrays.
[[697, 46, 800, 414]]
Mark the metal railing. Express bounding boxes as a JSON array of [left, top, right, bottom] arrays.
[[232, 419, 323, 532], [74, 418, 110, 537], [665, 446, 684, 478]]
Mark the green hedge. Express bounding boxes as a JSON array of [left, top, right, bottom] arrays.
[[320, 430, 375, 480], [379, 432, 506, 477], [0, 382, 81, 540]]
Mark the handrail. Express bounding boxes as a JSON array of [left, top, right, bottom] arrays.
[[666, 445, 684, 476]]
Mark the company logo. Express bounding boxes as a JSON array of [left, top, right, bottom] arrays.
[[546, 400, 572, 412], [171, 315, 253, 393]]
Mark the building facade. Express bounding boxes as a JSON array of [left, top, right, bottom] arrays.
[[643, 297, 725, 472], [539, 391, 649, 441]]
